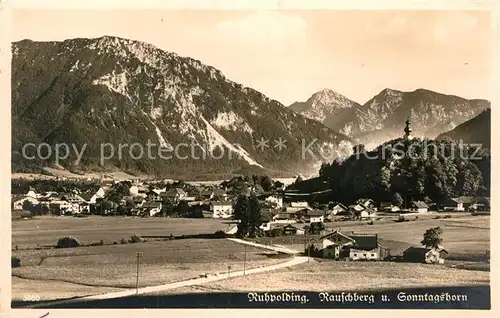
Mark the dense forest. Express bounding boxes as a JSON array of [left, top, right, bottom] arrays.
[[317, 137, 490, 206]]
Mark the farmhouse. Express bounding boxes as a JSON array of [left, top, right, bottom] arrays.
[[286, 201, 310, 213], [142, 201, 162, 217], [25, 187, 38, 199], [402, 246, 448, 264], [457, 196, 490, 211], [210, 201, 233, 218], [49, 200, 73, 214], [281, 224, 306, 236], [265, 194, 284, 208], [303, 209, 325, 223], [11, 196, 39, 210], [359, 207, 377, 219], [330, 203, 347, 215], [442, 198, 465, 212], [380, 201, 400, 212], [356, 198, 375, 209], [161, 188, 187, 202], [410, 201, 429, 213], [272, 213, 297, 224], [318, 230, 389, 261]]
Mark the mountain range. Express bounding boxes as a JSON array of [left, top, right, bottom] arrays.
[[289, 88, 490, 149], [11, 36, 354, 179]]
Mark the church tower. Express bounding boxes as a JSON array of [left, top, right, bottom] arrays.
[[403, 118, 413, 140]]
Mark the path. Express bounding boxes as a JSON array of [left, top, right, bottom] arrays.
[[26, 239, 307, 308], [226, 237, 301, 254]]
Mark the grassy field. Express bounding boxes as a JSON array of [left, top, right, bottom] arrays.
[[148, 260, 490, 296], [11, 238, 290, 300], [253, 215, 490, 261], [11, 276, 126, 301], [12, 216, 230, 249]]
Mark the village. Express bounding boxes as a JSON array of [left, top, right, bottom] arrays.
[[11, 174, 490, 265]]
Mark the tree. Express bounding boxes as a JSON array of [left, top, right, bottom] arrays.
[[161, 199, 176, 216], [22, 199, 32, 211], [233, 194, 247, 221], [392, 192, 404, 207], [260, 176, 273, 192], [308, 222, 325, 235], [176, 200, 190, 217], [236, 195, 262, 238], [421, 226, 443, 248]]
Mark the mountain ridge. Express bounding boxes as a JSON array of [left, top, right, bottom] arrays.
[[12, 36, 354, 179], [290, 87, 490, 149]]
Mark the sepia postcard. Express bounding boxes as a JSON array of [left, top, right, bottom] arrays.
[[1, 0, 498, 317]]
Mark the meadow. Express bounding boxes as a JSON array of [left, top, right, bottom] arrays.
[[11, 238, 290, 301], [12, 215, 230, 249], [253, 215, 490, 261], [149, 259, 490, 296]]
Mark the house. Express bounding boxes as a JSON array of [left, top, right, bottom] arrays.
[[12, 196, 39, 211], [282, 224, 306, 236], [291, 201, 309, 208], [200, 189, 215, 200], [49, 200, 73, 214], [318, 230, 390, 260], [356, 198, 375, 209], [285, 201, 310, 213], [457, 196, 489, 211], [402, 246, 448, 264], [330, 203, 347, 215], [161, 188, 187, 202], [380, 201, 400, 213], [410, 201, 429, 213], [81, 188, 106, 204], [347, 204, 366, 218], [142, 201, 163, 217], [95, 187, 106, 198], [265, 195, 283, 208], [213, 188, 228, 200], [442, 198, 465, 212], [359, 207, 377, 219], [272, 213, 297, 224], [26, 187, 38, 199], [286, 205, 312, 214], [129, 185, 139, 196], [210, 201, 233, 218], [303, 209, 325, 223], [348, 234, 386, 260]]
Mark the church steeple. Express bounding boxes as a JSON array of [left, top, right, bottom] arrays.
[[403, 117, 412, 139]]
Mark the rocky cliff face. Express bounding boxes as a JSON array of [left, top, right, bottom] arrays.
[[12, 36, 353, 178]]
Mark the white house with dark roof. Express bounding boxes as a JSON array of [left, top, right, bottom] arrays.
[[210, 201, 233, 218], [410, 201, 429, 213]]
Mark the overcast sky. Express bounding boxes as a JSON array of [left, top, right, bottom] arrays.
[[12, 9, 493, 105]]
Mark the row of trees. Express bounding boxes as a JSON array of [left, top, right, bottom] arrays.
[[319, 138, 489, 205]]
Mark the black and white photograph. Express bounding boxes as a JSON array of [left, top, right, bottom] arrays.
[[4, 1, 497, 313]]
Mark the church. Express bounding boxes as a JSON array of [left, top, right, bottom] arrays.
[[403, 118, 413, 140]]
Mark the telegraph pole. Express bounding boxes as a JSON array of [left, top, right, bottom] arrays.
[[308, 234, 311, 263], [136, 252, 143, 294], [243, 245, 247, 275], [227, 265, 232, 278]]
